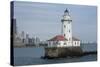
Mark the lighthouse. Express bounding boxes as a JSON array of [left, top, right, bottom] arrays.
[[61, 9, 72, 46], [44, 8, 83, 58], [47, 8, 80, 47]]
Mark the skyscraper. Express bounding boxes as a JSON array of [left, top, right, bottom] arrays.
[[12, 18, 17, 35]]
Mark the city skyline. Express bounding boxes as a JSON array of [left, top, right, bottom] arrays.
[[14, 1, 97, 42]]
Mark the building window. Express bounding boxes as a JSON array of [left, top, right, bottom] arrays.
[[56, 41, 58, 44], [75, 42, 77, 45], [64, 42, 66, 45], [58, 42, 60, 45]]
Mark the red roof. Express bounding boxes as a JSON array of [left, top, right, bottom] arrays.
[[48, 35, 80, 41], [48, 35, 67, 41]]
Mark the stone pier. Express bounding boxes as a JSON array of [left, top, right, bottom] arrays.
[[44, 47, 83, 58]]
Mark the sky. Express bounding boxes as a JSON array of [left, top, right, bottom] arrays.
[[13, 1, 97, 42]]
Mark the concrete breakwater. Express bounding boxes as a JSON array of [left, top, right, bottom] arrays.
[[42, 47, 97, 59], [43, 47, 83, 59]]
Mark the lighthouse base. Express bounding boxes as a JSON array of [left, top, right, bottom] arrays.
[[44, 47, 83, 59]]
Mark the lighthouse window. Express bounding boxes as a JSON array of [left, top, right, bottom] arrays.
[[64, 34, 65, 36], [64, 25, 66, 28], [69, 30, 70, 33], [64, 42, 66, 45]]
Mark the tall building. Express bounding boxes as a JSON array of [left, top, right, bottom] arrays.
[[12, 18, 17, 35], [34, 37, 40, 46], [12, 18, 25, 47], [25, 34, 29, 45], [21, 31, 25, 43], [21, 31, 25, 39]]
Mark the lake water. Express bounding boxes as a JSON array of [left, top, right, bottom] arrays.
[[14, 44, 97, 66]]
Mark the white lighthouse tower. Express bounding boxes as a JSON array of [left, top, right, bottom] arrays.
[[47, 8, 80, 47], [61, 8, 72, 46]]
